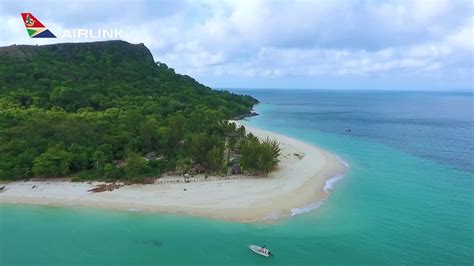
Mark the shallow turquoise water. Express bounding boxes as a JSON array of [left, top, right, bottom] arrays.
[[1, 90, 473, 265]]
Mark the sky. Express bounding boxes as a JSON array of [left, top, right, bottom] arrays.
[[1, 0, 473, 91]]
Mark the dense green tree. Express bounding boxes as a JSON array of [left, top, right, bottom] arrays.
[[139, 117, 159, 151], [166, 113, 186, 146], [0, 40, 269, 182], [259, 138, 281, 173], [187, 133, 225, 170], [91, 150, 107, 169], [206, 146, 226, 174], [239, 136, 280, 174], [123, 152, 150, 182], [32, 145, 74, 177]]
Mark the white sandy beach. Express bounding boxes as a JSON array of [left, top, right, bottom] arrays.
[[0, 123, 347, 222]]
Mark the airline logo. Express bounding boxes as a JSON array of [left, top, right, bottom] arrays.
[[21, 13, 56, 38]]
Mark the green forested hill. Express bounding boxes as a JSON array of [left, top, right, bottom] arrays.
[[0, 41, 275, 182], [0, 41, 256, 114]]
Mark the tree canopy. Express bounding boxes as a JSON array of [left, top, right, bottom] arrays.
[[0, 40, 277, 182]]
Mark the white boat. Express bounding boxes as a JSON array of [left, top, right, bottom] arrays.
[[248, 245, 273, 257]]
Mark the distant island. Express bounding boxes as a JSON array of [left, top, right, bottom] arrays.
[[0, 41, 279, 183]]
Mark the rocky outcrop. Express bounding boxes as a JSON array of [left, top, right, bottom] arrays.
[[232, 112, 258, 121]]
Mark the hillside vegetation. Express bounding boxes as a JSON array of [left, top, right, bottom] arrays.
[[0, 41, 279, 182]]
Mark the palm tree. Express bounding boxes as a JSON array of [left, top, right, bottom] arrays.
[[91, 150, 107, 169]]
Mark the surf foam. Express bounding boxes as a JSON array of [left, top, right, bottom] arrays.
[[324, 175, 344, 193], [291, 172, 346, 217], [336, 155, 349, 168], [128, 208, 143, 212], [291, 201, 323, 216]]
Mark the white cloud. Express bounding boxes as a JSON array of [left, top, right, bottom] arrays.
[[1, 0, 472, 89], [446, 17, 474, 52]]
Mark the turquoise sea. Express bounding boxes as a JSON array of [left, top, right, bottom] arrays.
[[1, 90, 473, 265]]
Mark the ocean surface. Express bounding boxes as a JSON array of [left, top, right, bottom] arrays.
[[1, 89, 473, 265]]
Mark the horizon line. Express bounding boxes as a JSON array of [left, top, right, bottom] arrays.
[[219, 87, 474, 93]]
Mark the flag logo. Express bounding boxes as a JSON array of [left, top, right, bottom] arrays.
[[21, 13, 56, 38]]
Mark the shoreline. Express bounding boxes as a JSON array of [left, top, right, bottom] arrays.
[[0, 124, 347, 222]]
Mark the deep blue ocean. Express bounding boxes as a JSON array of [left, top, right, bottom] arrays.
[[234, 89, 474, 173]]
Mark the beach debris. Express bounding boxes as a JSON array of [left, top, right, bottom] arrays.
[[183, 188, 187, 191], [0, 185, 5, 193], [183, 173, 191, 183], [140, 177, 155, 184], [32, 185, 36, 189], [293, 153, 304, 159], [88, 183, 123, 193]]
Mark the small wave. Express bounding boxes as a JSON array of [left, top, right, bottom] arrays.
[[291, 173, 345, 217], [324, 175, 344, 193], [272, 154, 348, 218], [336, 155, 349, 168], [291, 201, 323, 216], [128, 208, 143, 212]]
